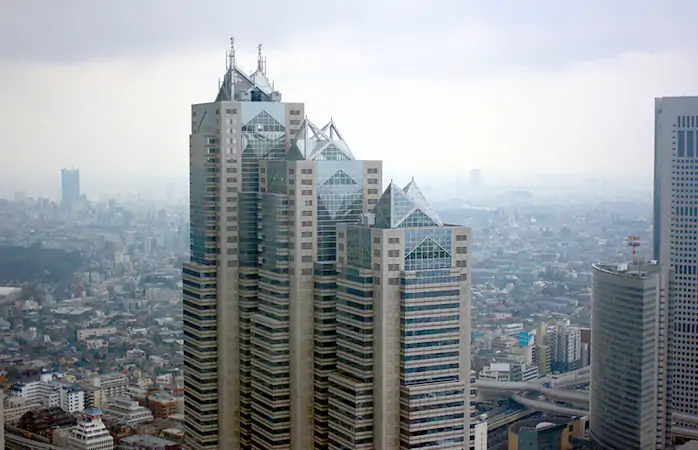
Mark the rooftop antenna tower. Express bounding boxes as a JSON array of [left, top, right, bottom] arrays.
[[257, 44, 264, 73], [627, 235, 643, 265], [228, 37, 236, 70]]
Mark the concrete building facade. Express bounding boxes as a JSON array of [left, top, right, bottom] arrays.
[[591, 262, 666, 449], [328, 181, 471, 449], [654, 96, 698, 439], [183, 41, 304, 450]]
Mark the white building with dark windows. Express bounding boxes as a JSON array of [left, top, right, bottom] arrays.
[[66, 408, 114, 450], [103, 396, 153, 426], [329, 180, 471, 449], [654, 96, 698, 441], [9, 372, 85, 414]]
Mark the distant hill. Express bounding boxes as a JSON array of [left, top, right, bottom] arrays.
[[0, 245, 82, 284]]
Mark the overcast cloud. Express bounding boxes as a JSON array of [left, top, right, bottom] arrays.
[[1, 0, 697, 197]]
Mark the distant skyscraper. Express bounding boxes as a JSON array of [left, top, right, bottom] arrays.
[[183, 41, 304, 450], [654, 96, 698, 439], [330, 181, 471, 449], [61, 168, 80, 208], [591, 262, 666, 449], [469, 168, 482, 188]]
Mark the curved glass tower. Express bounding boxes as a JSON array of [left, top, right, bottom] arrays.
[[591, 262, 665, 449]]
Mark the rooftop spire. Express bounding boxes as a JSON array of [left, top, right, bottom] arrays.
[[257, 44, 265, 74], [228, 37, 235, 70]]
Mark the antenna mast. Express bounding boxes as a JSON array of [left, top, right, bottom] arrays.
[[228, 37, 235, 70], [627, 235, 643, 264]]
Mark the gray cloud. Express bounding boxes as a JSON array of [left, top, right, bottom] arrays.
[[2, 0, 696, 66]]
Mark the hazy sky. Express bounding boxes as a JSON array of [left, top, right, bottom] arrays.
[[1, 0, 697, 198]]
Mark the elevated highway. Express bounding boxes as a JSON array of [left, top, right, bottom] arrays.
[[475, 378, 589, 406]]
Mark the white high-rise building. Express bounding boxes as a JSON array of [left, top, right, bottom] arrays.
[[654, 96, 698, 439], [329, 180, 471, 449]]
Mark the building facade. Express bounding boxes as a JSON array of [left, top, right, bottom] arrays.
[[183, 41, 304, 450], [328, 180, 471, 449], [549, 326, 581, 373], [590, 262, 665, 449], [251, 119, 381, 449], [654, 96, 698, 439], [61, 168, 80, 208], [66, 408, 114, 450]]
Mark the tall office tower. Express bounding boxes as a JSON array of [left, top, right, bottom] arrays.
[[591, 262, 666, 449], [329, 180, 471, 450], [469, 168, 482, 188], [183, 40, 304, 450], [252, 120, 382, 449], [548, 325, 581, 373], [61, 168, 80, 208], [654, 97, 698, 439]]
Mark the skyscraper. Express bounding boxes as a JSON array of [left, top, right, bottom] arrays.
[[251, 120, 382, 449], [61, 168, 80, 208], [329, 180, 471, 449], [183, 41, 304, 450], [591, 262, 666, 449], [654, 97, 698, 439]]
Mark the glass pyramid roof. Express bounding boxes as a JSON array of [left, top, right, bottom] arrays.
[[288, 119, 355, 161], [372, 179, 444, 229]]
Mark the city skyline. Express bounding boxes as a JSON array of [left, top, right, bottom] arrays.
[[3, 1, 698, 197]]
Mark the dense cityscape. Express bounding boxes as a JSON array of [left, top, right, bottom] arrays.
[[0, 34, 695, 450]]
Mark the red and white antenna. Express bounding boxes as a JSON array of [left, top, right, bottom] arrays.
[[627, 235, 641, 255]]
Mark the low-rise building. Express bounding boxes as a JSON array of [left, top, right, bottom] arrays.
[[77, 327, 118, 341], [103, 396, 153, 426], [66, 408, 114, 450]]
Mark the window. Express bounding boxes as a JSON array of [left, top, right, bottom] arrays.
[[302, 268, 313, 275], [388, 277, 400, 285], [302, 190, 312, 195], [374, 249, 381, 257], [368, 199, 377, 204], [302, 255, 312, 262], [373, 237, 380, 244], [388, 237, 400, 244], [388, 264, 400, 271], [290, 119, 301, 125], [302, 221, 312, 227], [368, 168, 378, 174], [456, 246, 467, 254], [368, 178, 378, 184], [302, 231, 313, 238], [225, 108, 237, 114], [288, 169, 295, 174], [373, 263, 381, 270], [305, 200, 313, 206], [338, 232, 344, 238], [301, 243, 313, 249], [456, 235, 467, 242], [456, 260, 467, 267], [388, 250, 400, 257], [301, 179, 313, 185], [368, 189, 378, 194], [302, 210, 313, 216], [301, 168, 313, 174]]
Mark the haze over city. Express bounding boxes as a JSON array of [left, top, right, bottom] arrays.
[[2, 0, 698, 198]]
